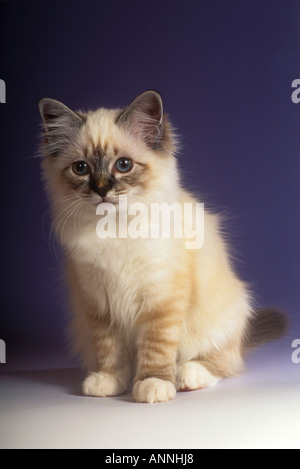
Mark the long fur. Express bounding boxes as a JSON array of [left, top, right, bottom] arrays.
[[39, 91, 286, 403]]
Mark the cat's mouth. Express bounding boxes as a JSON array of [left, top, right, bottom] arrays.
[[92, 196, 119, 206]]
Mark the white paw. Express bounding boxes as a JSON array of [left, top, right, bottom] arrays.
[[133, 378, 176, 403], [177, 362, 220, 391], [82, 371, 127, 397]]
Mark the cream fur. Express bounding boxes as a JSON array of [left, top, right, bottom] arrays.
[[40, 93, 253, 403]]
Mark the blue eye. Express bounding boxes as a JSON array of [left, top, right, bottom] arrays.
[[72, 161, 89, 176], [115, 157, 133, 173]]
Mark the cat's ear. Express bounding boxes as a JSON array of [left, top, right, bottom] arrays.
[[117, 91, 163, 149], [38, 98, 85, 156]]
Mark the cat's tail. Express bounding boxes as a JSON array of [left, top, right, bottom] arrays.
[[243, 307, 288, 353]]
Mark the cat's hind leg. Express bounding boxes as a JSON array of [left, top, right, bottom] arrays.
[[177, 337, 244, 391], [177, 361, 220, 391]]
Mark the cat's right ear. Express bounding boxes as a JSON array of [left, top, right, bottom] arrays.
[[116, 91, 163, 149], [38, 98, 85, 156]]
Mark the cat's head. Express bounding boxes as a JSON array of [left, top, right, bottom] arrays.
[[39, 91, 179, 213]]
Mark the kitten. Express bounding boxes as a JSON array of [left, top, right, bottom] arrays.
[[39, 90, 286, 403]]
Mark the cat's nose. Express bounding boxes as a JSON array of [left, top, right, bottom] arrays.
[[96, 185, 111, 198], [91, 175, 114, 198]]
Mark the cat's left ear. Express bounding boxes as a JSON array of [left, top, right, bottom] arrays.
[[38, 98, 85, 156], [117, 90, 163, 149]]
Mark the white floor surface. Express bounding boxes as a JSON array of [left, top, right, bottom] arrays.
[[0, 339, 299, 449]]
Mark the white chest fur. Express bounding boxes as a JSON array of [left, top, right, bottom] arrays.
[[67, 222, 181, 327]]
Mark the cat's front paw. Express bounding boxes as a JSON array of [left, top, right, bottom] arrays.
[[82, 371, 127, 397], [133, 378, 176, 403]]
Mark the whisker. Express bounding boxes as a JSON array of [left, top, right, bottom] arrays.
[[58, 200, 85, 246], [49, 197, 82, 262], [43, 192, 93, 263], [73, 201, 88, 234]]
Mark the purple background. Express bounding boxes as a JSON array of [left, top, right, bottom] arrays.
[[0, 0, 299, 368]]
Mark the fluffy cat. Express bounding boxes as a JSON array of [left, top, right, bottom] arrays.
[[38, 90, 286, 403]]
